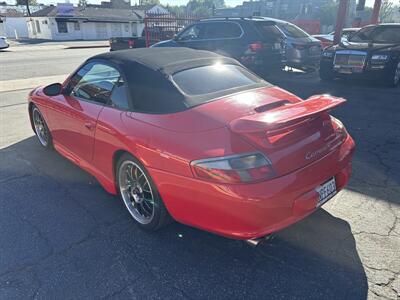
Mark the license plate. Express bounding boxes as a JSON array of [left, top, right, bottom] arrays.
[[274, 43, 281, 50], [316, 177, 337, 206]]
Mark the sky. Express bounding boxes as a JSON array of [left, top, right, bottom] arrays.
[[4, 0, 394, 7]]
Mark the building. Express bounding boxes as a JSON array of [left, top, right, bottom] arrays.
[[27, 2, 145, 40], [215, 0, 333, 19], [0, 9, 29, 38]]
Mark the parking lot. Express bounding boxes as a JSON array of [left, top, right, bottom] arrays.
[[0, 45, 399, 299]]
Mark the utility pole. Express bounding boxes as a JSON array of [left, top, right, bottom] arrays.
[[371, 0, 382, 24], [333, 0, 349, 44]]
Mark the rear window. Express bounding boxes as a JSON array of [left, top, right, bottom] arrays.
[[254, 22, 282, 41], [172, 64, 262, 96], [276, 23, 309, 38]]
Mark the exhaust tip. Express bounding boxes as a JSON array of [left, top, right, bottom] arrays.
[[245, 234, 274, 248]]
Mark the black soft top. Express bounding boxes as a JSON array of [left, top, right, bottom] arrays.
[[89, 48, 270, 114], [92, 47, 240, 75]]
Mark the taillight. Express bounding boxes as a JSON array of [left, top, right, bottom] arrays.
[[249, 41, 263, 52], [128, 40, 135, 48], [191, 152, 275, 184], [331, 116, 348, 142]]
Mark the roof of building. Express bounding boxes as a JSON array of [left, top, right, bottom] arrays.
[[31, 5, 143, 22]]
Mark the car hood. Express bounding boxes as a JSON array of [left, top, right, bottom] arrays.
[[129, 86, 303, 133]]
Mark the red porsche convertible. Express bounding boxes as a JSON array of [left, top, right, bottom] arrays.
[[29, 48, 355, 244]]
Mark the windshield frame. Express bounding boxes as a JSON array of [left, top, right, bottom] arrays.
[[349, 25, 400, 44]]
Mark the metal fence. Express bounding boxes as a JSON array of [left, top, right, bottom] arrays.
[[143, 13, 202, 47]]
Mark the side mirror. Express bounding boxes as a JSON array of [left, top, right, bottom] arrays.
[[43, 83, 63, 96]]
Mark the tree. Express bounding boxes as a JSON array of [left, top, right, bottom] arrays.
[[165, 4, 186, 16], [186, 0, 225, 17], [78, 0, 88, 7], [16, 0, 37, 4], [16, 0, 37, 16], [315, 1, 339, 26], [379, 0, 394, 22]]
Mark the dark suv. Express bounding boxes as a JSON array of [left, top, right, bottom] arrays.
[[151, 17, 285, 74]]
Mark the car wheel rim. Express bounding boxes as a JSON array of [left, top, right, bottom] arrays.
[[119, 160, 155, 224], [394, 62, 400, 85], [32, 108, 48, 147]]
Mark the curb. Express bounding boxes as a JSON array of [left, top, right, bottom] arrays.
[[66, 45, 109, 49]]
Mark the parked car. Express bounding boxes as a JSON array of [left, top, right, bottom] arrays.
[[109, 26, 183, 51], [270, 18, 323, 71], [313, 28, 360, 49], [109, 37, 146, 51], [320, 24, 400, 87], [0, 36, 9, 50], [28, 48, 355, 244], [152, 17, 285, 74]]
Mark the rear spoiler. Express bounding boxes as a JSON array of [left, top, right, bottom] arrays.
[[229, 95, 346, 134]]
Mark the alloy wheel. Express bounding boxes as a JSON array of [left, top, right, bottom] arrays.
[[118, 160, 155, 224], [32, 107, 49, 147]]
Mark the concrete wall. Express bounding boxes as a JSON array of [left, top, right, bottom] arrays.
[[3, 17, 29, 38], [28, 17, 144, 40], [28, 17, 53, 39]]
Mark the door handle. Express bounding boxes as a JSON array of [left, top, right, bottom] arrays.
[[84, 122, 94, 130]]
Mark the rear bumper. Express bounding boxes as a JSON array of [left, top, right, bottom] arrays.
[[321, 58, 392, 80], [286, 49, 321, 69], [149, 135, 355, 240], [333, 67, 390, 80]]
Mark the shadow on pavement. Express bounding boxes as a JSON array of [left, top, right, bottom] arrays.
[[0, 136, 367, 299]]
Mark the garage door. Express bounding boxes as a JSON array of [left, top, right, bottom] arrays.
[[95, 23, 108, 39]]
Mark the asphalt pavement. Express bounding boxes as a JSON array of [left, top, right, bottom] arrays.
[[0, 45, 399, 299]]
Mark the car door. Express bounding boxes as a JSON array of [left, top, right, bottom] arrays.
[[175, 22, 213, 50], [209, 21, 244, 59], [47, 61, 120, 163]]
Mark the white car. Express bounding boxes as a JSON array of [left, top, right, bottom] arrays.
[[0, 36, 9, 50]]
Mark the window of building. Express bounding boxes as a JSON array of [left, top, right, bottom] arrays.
[[74, 22, 80, 31], [57, 21, 68, 33]]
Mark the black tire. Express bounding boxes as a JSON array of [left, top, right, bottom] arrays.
[[116, 153, 172, 231], [31, 104, 53, 149], [319, 63, 334, 81], [383, 60, 400, 88]]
